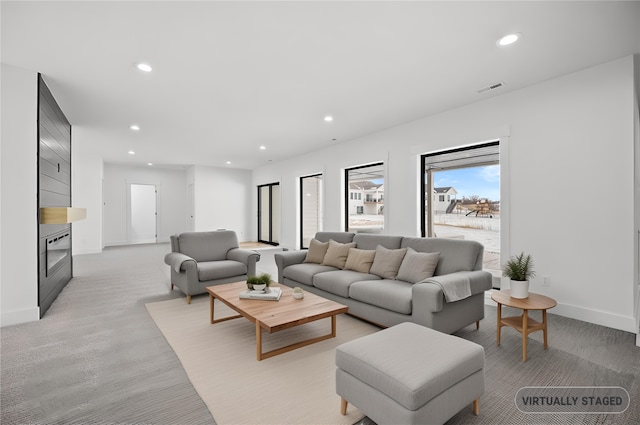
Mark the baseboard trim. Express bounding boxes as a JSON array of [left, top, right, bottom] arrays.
[[73, 248, 102, 255], [484, 291, 636, 334], [1, 306, 40, 327]]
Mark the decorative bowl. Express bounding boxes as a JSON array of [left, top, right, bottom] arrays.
[[252, 284, 267, 291]]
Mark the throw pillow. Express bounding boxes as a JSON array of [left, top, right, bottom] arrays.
[[322, 240, 356, 269], [343, 248, 376, 274], [303, 238, 329, 264], [369, 245, 408, 279], [396, 248, 440, 283]]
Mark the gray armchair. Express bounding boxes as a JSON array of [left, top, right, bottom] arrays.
[[164, 230, 260, 303]]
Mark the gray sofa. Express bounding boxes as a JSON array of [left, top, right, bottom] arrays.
[[164, 230, 260, 303], [274, 232, 492, 334]]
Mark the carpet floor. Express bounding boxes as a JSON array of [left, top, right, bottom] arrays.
[[146, 296, 378, 425], [2, 243, 639, 425]]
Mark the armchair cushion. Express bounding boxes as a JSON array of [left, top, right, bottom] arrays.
[[177, 231, 239, 262], [198, 260, 247, 281]]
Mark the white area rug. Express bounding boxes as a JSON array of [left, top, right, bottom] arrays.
[[146, 296, 379, 425]]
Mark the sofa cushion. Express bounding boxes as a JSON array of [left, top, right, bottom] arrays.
[[349, 279, 413, 314], [353, 234, 403, 250], [197, 260, 247, 281], [283, 263, 338, 286], [322, 240, 356, 269], [401, 237, 483, 275], [314, 232, 356, 244], [370, 245, 408, 279], [344, 248, 376, 273], [313, 270, 380, 297], [304, 238, 329, 264], [178, 230, 238, 262], [396, 248, 440, 284]]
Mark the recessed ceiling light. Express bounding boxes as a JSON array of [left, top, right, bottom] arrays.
[[128, 151, 135, 155], [324, 116, 333, 122], [129, 124, 140, 131], [259, 146, 266, 150], [497, 33, 521, 47], [147, 163, 153, 166], [136, 63, 152, 72], [226, 161, 231, 165]]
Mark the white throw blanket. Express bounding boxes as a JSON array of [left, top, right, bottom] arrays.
[[425, 276, 472, 302]]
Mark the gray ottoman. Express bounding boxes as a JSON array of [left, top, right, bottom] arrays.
[[336, 322, 484, 425]]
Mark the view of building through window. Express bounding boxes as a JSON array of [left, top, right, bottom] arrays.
[[422, 141, 500, 273], [345, 163, 384, 233]]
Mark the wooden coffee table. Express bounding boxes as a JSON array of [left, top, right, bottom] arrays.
[[491, 290, 557, 362], [206, 281, 348, 361]]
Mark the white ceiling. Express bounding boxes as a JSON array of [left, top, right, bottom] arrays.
[[3, 1, 639, 170]]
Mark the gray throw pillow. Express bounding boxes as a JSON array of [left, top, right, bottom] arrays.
[[369, 245, 407, 279], [344, 248, 376, 274], [396, 248, 440, 283], [322, 240, 356, 269], [304, 238, 329, 264]]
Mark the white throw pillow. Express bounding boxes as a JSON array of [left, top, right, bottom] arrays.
[[369, 245, 407, 279], [396, 248, 440, 283]]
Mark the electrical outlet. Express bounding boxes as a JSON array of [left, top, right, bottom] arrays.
[[542, 276, 551, 287]]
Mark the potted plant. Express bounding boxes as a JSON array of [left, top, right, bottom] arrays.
[[502, 252, 535, 299], [292, 286, 304, 299], [247, 273, 272, 291]]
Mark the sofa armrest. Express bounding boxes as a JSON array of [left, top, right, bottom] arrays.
[[413, 270, 493, 313], [274, 250, 308, 283], [227, 248, 261, 276], [164, 252, 197, 273]]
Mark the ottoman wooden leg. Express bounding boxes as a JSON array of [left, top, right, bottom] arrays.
[[340, 398, 348, 415], [473, 399, 480, 415]]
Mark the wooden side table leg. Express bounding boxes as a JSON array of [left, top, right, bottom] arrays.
[[542, 309, 548, 349], [522, 309, 528, 362], [496, 303, 502, 346]]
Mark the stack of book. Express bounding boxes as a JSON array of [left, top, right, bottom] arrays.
[[239, 286, 282, 301]]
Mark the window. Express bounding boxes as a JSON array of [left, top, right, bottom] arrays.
[[345, 162, 384, 233], [258, 183, 280, 246], [421, 141, 499, 272], [300, 174, 323, 249]]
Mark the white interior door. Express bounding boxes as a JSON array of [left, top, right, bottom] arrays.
[[130, 184, 157, 244]]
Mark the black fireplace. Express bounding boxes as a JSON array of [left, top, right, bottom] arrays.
[[46, 230, 70, 277]]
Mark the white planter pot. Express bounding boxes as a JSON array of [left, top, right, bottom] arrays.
[[510, 280, 529, 299]]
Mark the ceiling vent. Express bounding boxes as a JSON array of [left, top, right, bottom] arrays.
[[477, 82, 504, 94]]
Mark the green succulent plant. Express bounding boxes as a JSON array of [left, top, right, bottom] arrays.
[[246, 273, 272, 289], [502, 252, 535, 282]]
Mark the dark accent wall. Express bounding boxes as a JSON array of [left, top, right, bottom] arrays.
[[38, 75, 72, 317]]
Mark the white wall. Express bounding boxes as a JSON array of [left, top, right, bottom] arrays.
[[0, 64, 39, 325], [190, 165, 253, 241], [102, 164, 187, 246], [72, 131, 103, 255], [253, 56, 638, 333]]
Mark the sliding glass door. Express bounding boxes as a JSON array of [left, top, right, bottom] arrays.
[[258, 183, 280, 245]]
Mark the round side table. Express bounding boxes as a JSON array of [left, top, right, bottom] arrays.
[[491, 290, 557, 362]]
